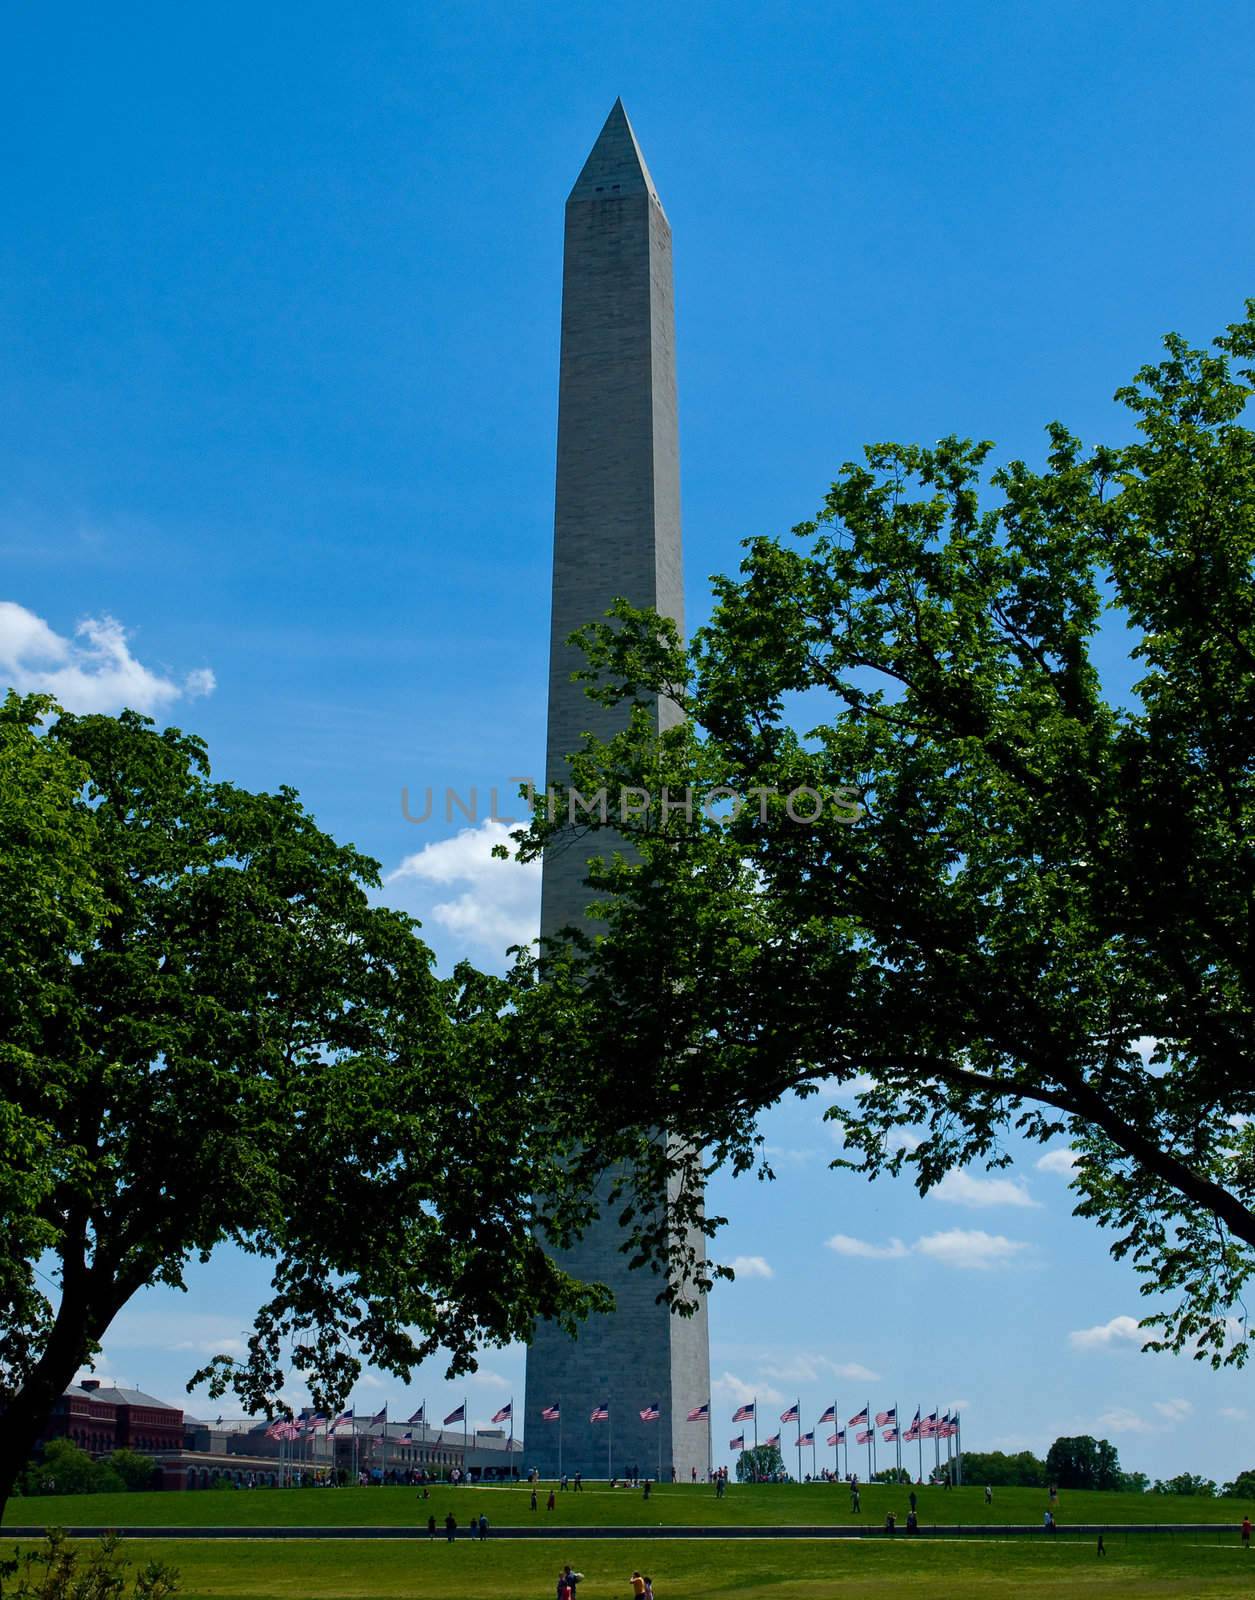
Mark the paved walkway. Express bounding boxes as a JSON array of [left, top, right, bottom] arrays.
[[4, 1522, 1241, 1541]]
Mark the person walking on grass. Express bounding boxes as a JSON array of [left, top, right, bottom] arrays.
[[631, 1572, 646, 1599], [531, 1487, 538, 1512], [1242, 1514, 1251, 1550], [426, 1513, 436, 1541], [478, 1514, 489, 1541], [547, 1487, 556, 1512], [985, 1485, 992, 1505], [444, 1512, 457, 1543]]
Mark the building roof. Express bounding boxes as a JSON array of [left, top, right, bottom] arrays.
[[65, 1383, 180, 1411]]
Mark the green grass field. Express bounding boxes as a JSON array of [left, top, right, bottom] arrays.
[[6, 1535, 1255, 1599], [4, 1481, 1249, 1530]]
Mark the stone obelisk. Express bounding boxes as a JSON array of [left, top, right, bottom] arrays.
[[522, 101, 710, 1482]]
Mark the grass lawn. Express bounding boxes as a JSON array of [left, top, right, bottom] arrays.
[[4, 1481, 1249, 1531], [6, 1534, 1255, 1599]]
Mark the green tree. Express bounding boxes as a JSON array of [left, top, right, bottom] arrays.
[[512, 305, 1255, 1363], [956, 1449, 1046, 1488], [735, 1443, 783, 1482], [105, 1449, 157, 1492], [0, 695, 609, 1517], [1221, 1468, 1255, 1498], [19, 1437, 123, 1496], [1119, 1470, 1150, 1493], [1153, 1472, 1217, 1496], [1045, 1436, 1122, 1491]]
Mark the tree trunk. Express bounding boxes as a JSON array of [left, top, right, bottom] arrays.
[[0, 1284, 110, 1521]]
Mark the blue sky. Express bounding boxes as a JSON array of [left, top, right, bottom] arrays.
[[4, 1, 1255, 1482]]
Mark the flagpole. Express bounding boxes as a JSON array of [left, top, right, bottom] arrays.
[[896, 1399, 901, 1481], [956, 1413, 963, 1486], [508, 1396, 514, 1480], [865, 1401, 872, 1483], [917, 1404, 922, 1484], [559, 1396, 563, 1482], [753, 1398, 758, 1451], [934, 1401, 940, 1480], [657, 1405, 662, 1484], [607, 1404, 612, 1482], [832, 1400, 838, 1482]]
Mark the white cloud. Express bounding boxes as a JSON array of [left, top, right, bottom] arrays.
[[1069, 1315, 1143, 1351], [1220, 1407, 1248, 1422], [1036, 1147, 1080, 1175], [826, 1233, 909, 1260], [0, 601, 215, 714], [729, 1255, 774, 1280], [1098, 1406, 1153, 1435], [469, 1370, 511, 1390], [761, 1353, 880, 1384], [712, 1371, 784, 1407], [930, 1170, 1040, 1209], [388, 819, 541, 958], [1153, 1398, 1193, 1423], [762, 1145, 819, 1167], [827, 1229, 1027, 1270], [913, 1229, 1028, 1270], [888, 1130, 921, 1153]]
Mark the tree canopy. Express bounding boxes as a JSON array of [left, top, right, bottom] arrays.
[[512, 304, 1255, 1363], [0, 694, 608, 1513], [1044, 1436, 1123, 1492]]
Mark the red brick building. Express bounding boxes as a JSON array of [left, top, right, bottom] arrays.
[[46, 1380, 184, 1455]]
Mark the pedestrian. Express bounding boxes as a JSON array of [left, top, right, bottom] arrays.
[[547, 1488, 556, 1512], [445, 1512, 457, 1543], [906, 1509, 918, 1534], [1049, 1483, 1058, 1504], [885, 1511, 897, 1534], [562, 1565, 582, 1595], [984, 1485, 992, 1505], [909, 1489, 917, 1513], [691, 1466, 697, 1484], [1043, 1509, 1055, 1534], [426, 1513, 436, 1541], [1097, 1533, 1105, 1557], [1243, 1515, 1252, 1550], [631, 1572, 646, 1598], [643, 1478, 652, 1501], [531, 1487, 538, 1512], [478, 1514, 489, 1541], [574, 1471, 583, 1492], [557, 1572, 572, 1600], [643, 1577, 654, 1600]]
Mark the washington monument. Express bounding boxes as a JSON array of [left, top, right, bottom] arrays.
[[521, 101, 711, 1481]]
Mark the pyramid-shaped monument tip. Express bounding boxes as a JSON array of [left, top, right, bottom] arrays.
[[568, 99, 662, 208]]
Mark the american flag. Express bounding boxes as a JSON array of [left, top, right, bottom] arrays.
[[302, 1411, 327, 1434], [856, 1428, 873, 1445], [780, 1402, 799, 1424], [732, 1402, 755, 1422], [827, 1432, 842, 1447], [330, 1409, 354, 1434], [407, 1405, 425, 1425], [400, 1431, 413, 1444], [590, 1402, 610, 1422], [370, 1406, 387, 1428], [492, 1403, 512, 1424], [444, 1404, 465, 1426], [848, 1405, 869, 1426], [640, 1403, 661, 1422], [818, 1404, 836, 1425], [875, 1408, 896, 1426], [765, 1432, 781, 1448], [541, 1404, 560, 1422], [883, 1427, 899, 1443], [798, 1431, 815, 1447], [730, 1433, 745, 1451], [686, 1403, 709, 1422]]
